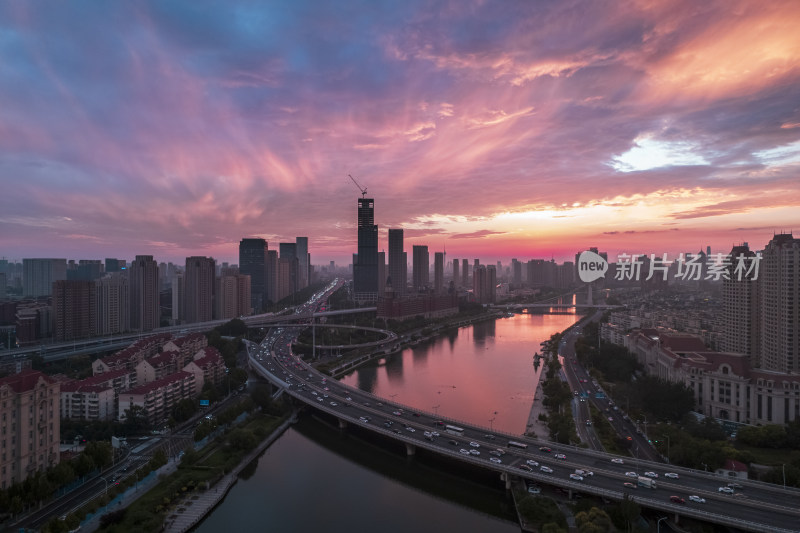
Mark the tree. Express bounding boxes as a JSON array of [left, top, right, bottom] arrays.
[[619, 494, 640, 533], [576, 507, 613, 533], [121, 405, 150, 434]]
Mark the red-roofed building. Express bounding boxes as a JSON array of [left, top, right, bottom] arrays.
[[118, 371, 195, 425], [0, 370, 60, 489], [135, 349, 180, 385], [183, 347, 227, 394], [162, 333, 207, 363], [92, 333, 172, 375], [716, 459, 749, 480], [59, 381, 115, 421]]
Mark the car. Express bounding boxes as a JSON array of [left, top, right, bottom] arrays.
[[526, 459, 539, 467], [435, 420, 445, 426], [489, 457, 502, 464], [484, 434, 496, 440], [393, 429, 402, 434], [311, 391, 318, 396], [608, 417, 614, 422], [688, 495, 706, 503], [448, 439, 459, 445], [413, 413, 421, 417], [469, 442, 480, 448], [431, 431, 440, 437], [526, 484, 541, 494], [623, 482, 637, 489], [459, 449, 471, 455], [539, 446, 552, 452], [579, 398, 586, 402], [316, 397, 323, 402], [540, 466, 553, 473], [643, 471, 658, 478], [519, 464, 533, 472], [329, 401, 338, 406], [469, 449, 480, 456], [323, 387, 330, 391], [569, 473, 583, 481], [359, 416, 369, 422], [585, 420, 592, 426], [406, 427, 415, 433], [727, 482, 743, 489], [489, 450, 502, 457], [670, 496, 686, 504], [611, 458, 625, 464], [345, 396, 352, 401], [554, 453, 566, 459], [625, 472, 638, 478], [625, 436, 632, 441], [718, 486, 734, 494], [393, 410, 403, 416], [322, 394, 328, 398], [664, 472, 679, 479]]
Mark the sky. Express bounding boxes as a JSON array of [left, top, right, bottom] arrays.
[[1, 0, 799, 266]]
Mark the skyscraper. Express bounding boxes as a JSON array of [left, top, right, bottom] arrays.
[[462, 258, 468, 287], [266, 250, 278, 304], [296, 237, 309, 290], [378, 251, 386, 296], [412, 245, 429, 291], [453, 258, 460, 287], [53, 280, 97, 341], [759, 234, 799, 373], [129, 255, 159, 331], [184, 256, 215, 324], [354, 197, 378, 300], [721, 244, 759, 366], [434, 252, 444, 294], [239, 238, 268, 312], [96, 273, 130, 335], [23, 258, 67, 298], [473, 264, 497, 304], [279, 243, 299, 296], [388, 229, 406, 294]]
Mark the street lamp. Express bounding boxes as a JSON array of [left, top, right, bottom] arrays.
[[657, 516, 668, 533], [433, 404, 440, 416], [782, 463, 786, 490], [489, 417, 495, 431]]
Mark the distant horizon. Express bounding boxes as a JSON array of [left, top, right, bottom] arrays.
[[1, 2, 799, 267]]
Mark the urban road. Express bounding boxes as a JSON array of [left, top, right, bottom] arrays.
[[251, 318, 800, 533]]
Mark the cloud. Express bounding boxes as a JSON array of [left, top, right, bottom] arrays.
[[449, 230, 506, 240]]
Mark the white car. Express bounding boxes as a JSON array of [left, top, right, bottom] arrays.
[[554, 453, 567, 460], [469, 442, 480, 448], [664, 472, 679, 479], [625, 472, 638, 478], [526, 459, 539, 467], [689, 495, 706, 503], [643, 471, 658, 478], [540, 466, 553, 473], [459, 449, 471, 455], [569, 473, 584, 481], [718, 486, 734, 494], [611, 458, 625, 464], [469, 449, 480, 456], [489, 457, 502, 464]]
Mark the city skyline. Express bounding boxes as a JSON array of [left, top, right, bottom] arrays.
[[1, 1, 799, 264]]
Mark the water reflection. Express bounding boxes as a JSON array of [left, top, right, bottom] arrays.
[[340, 313, 580, 435]]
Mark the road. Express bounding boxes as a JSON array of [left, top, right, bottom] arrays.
[[250, 295, 800, 533]]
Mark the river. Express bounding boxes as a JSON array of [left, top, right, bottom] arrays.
[[194, 312, 580, 533]]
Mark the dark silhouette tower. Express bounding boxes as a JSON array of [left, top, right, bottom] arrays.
[[354, 197, 378, 301]]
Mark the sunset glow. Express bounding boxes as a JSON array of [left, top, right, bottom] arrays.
[[1, 0, 799, 263]]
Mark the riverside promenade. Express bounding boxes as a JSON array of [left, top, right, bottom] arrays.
[[162, 414, 295, 533]]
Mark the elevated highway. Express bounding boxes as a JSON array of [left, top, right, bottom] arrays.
[[251, 326, 800, 533]]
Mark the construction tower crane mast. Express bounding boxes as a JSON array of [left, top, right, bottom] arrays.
[[348, 174, 367, 198]]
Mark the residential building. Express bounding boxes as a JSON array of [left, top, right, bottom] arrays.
[[184, 256, 215, 324], [0, 370, 60, 490], [52, 280, 97, 341], [434, 252, 444, 294], [118, 371, 195, 426], [129, 255, 159, 331], [23, 258, 67, 298], [759, 234, 799, 373], [95, 273, 130, 336], [239, 238, 268, 312]]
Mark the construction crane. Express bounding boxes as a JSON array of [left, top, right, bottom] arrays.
[[348, 174, 368, 198]]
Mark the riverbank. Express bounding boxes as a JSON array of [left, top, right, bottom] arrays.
[[162, 413, 296, 533]]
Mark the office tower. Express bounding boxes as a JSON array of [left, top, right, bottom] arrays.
[[22, 259, 67, 298], [0, 370, 61, 490], [512, 259, 522, 286], [354, 197, 378, 300], [266, 250, 278, 304], [453, 258, 460, 287], [184, 256, 215, 324], [236, 274, 251, 316], [129, 255, 159, 331], [721, 244, 759, 366], [95, 273, 130, 335], [434, 252, 444, 294], [412, 246, 429, 291], [476, 265, 498, 304], [388, 229, 406, 294], [75, 260, 102, 281], [105, 258, 121, 273], [279, 243, 299, 295], [216, 275, 239, 320], [378, 251, 386, 296], [53, 280, 97, 341], [462, 259, 469, 287], [329, 261, 335, 272], [759, 234, 800, 373], [296, 237, 309, 290], [239, 238, 268, 312], [276, 258, 291, 301], [171, 272, 184, 324]]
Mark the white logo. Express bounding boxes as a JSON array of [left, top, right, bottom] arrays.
[[577, 250, 608, 283]]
